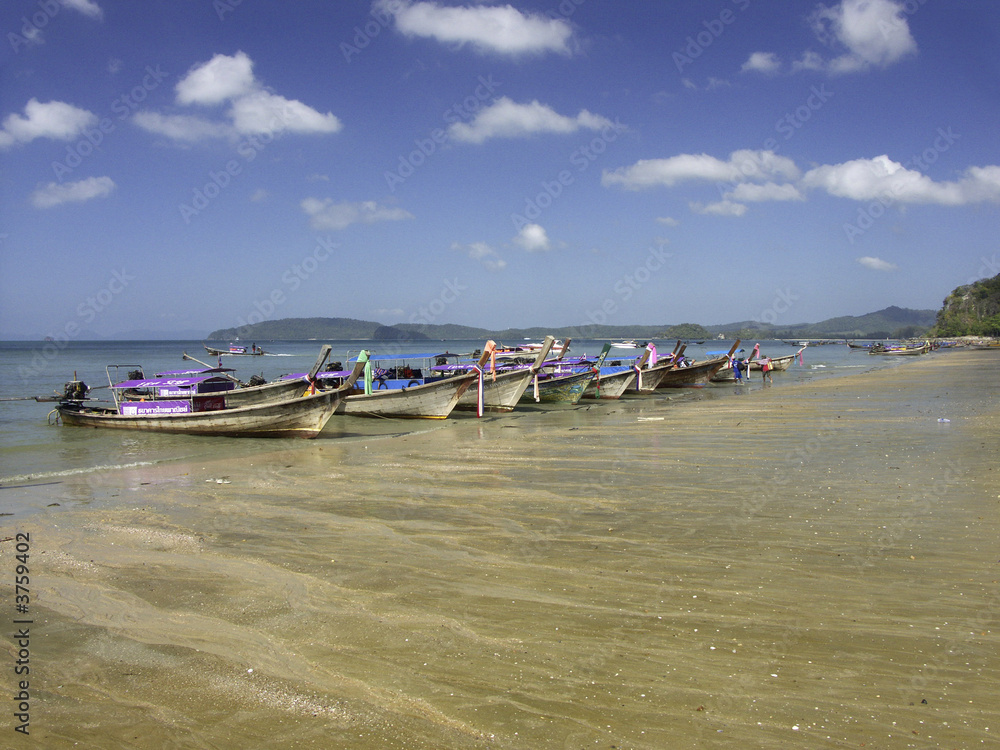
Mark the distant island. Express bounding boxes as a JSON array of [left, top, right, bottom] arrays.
[[207, 306, 940, 343]]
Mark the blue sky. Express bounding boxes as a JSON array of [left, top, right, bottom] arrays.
[[1, 0, 998, 338]]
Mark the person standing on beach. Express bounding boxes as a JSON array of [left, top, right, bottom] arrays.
[[762, 357, 773, 383]]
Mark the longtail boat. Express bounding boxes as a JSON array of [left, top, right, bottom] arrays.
[[313, 350, 478, 419], [657, 340, 740, 388], [453, 336, 557, 412], [619, 341, 688, 393], [520, 369, 595, 404], [518, 339, 600, 405], [711, 345, 805, 382], [584, 344, 650, 399], [868, 341, 930, 355], [175, 352, 310, 406], [53, 347, 359, 438]]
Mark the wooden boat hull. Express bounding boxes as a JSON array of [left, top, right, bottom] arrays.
[[224, 377, 310, 407], [57, 390, 340, 438], [632, 361, 675, 393], [454, 368, 536, 412], [869, 344, 930, 355], [519, 370, 594, 404], [583, 368, 637, 399], [336, 373, 476, 418], [657, 356, 729, 388]]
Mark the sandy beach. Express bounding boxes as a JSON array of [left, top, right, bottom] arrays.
[[3, 350, 998, 749]]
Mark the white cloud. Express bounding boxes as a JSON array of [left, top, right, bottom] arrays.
[[810, 0, 917, 73], [301, 198, 413, 230], [176, 51, 256, 106], [136, 51, 341, 142], [132, 112, 233, 142], [63, 0, 103, 19], [689, 200, 748, 217], [512, 223, 551, 252], [803, 156, 1000, 205], [742, 52, 781, 74], [857, 256, 898, 271], [376, 0, 573, 56], [801, 155, 966, 204], [656, 216, 679, 227], [791, 51, 826, 73], [602, 150, 799, 190], [31, 176, 115, 208], [229, 90, 341, 135], [605, 146, 1000, 217], [0, 99, 97, 149], [453, 241, 507, 272], [448, 97, 613, 144]]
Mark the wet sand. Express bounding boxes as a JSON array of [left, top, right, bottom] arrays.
[[3, 351, 999, 749]]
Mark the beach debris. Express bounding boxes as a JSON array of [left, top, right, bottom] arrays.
[[937, 418, 951, 423]]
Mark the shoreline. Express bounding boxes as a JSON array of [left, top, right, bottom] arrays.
[[3, 351, 998, 748]]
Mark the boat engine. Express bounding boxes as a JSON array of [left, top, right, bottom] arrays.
[[63, 380, 89, 400], [247, 374, 267, 387]]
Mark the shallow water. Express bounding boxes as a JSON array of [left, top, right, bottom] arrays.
[[0, 338, 893, 505], [2, 350, 997, 748]]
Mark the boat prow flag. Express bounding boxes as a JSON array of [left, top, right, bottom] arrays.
[[646, 343, 657, 367], [359, 351, 372, 395]]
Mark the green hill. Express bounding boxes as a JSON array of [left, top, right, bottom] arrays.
[[706, 306, 936, 339], [208, 307, 938, 342], [931, 273, 1000, 336], [209, 317, 386, 340]]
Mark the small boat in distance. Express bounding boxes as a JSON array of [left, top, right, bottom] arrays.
[[204, 342, 267, 356]]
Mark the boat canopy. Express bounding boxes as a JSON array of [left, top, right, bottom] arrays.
[[112, 375, 233, 389], [155, 367, 236, 377]]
